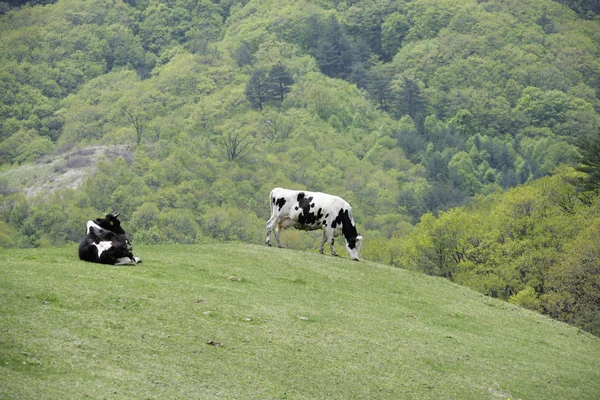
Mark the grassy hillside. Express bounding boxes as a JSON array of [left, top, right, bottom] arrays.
[[2, 0, 600, 249], [1, 244, 599, 399]]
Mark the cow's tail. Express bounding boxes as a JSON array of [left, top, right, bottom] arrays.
[[268, 187, 281, 215], [266, 188, 276, 246], [268, 189, 274, 214]]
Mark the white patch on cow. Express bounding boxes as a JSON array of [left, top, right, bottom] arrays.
[[92, 241, 113, 258], [86, 220, 103, 235]]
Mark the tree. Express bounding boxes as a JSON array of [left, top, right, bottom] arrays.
[[246, 64, 293, 110], [536, 9, 557, 35], [260, 110, 294, 142], [245, 69, 269, 111], [312, 15, 353, 79], [515, 87, 572, 129], [545, 222, 600, 335], [122, 109, 147, 146], [366, 66, 393, 113], [392, 76, 428, 120], [575, 128, 600, 192], [268, 63, 294, 104], [218, 124, 256, 162], [381, 12, 410, 60], [234, 41, 256, 68], [103, 24, 154, 79]]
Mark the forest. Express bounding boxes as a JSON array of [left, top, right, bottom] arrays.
[[0, 0, 599, 334]]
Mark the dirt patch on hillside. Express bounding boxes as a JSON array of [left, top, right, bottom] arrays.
[[0, 146, 133, 198]]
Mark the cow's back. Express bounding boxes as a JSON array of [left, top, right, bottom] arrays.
[[270, 188, 349, 227], [78, 237, 96, 262]]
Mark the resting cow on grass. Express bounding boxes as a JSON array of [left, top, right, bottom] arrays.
[[78, 212, 141, 265], [266, 187, 363, 261]]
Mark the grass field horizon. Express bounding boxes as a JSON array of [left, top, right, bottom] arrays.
[[1, 243, 599, 399]]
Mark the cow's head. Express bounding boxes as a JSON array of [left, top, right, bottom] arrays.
[[345, 234, 363, 261], [94, 211, 125, 234]]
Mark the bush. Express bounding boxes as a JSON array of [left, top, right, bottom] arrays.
[[509, 286, 542, 312]]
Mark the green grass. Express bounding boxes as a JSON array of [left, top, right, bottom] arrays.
[[1, 244, 599, 399]]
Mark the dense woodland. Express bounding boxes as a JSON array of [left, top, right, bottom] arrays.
[[0, 0, 599, 334]]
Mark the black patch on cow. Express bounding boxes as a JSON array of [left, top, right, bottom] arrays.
[[331, 209, 359, 249], [273, 197, 286, 211], [89, 226, 116, 243], [297, 194, 323, 226]]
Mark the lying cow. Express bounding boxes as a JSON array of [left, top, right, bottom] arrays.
[[78, 212, 141, 265], [266, 187, 363, 260]]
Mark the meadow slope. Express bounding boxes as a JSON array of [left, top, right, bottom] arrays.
[[1, 244, 599, 399]]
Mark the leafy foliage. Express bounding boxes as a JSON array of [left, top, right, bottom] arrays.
[[575, 128, 600, 192], [381, 167, 600, 335]]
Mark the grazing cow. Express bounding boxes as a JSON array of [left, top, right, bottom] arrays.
[[78, 212, 141, 265], [266, 188, 363, 260]]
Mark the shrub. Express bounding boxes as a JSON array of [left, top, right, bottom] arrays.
[[509, 286, 542, 312]]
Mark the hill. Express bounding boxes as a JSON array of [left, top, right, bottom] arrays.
[[1, 0, 600, 340], [1, 0, 600, 249], [1, 243, 599, 399]]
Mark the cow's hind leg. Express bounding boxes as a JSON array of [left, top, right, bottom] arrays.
[[319, 230, 327, 254], [273, 224, 284, 248], [265, 216, 276, 246], [115, 257, 135, 265]]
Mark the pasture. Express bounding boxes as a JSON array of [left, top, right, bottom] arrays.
[[1, 244, 599, 399]]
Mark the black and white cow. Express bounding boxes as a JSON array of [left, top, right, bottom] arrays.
[[78, 212, 141, 265], [266, 188, 363, 260]]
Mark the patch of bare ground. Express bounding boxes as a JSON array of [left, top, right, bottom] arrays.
[[0, 145, 134, 197]]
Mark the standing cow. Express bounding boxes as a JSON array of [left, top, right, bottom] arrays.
[[78, 212, 141, 265], [266, 188, 363, 260]]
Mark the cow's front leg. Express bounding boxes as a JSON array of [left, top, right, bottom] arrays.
[[325, 229, 338, 256], [330, 238, 339, 256]]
